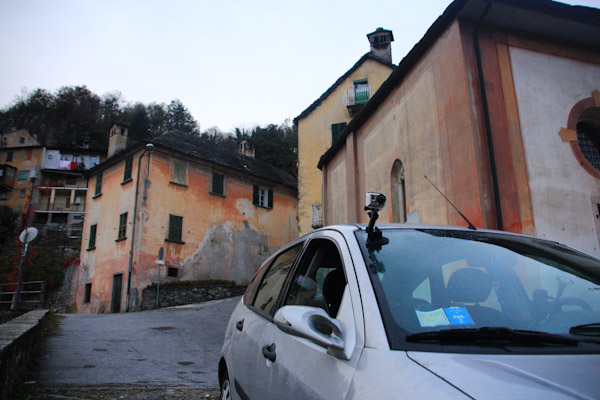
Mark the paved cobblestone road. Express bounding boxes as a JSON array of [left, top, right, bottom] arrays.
[[21, 297, 240, 399]]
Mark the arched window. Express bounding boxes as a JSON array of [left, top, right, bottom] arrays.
[[576, 107, 600, 172], [391, 160, 407, 223]]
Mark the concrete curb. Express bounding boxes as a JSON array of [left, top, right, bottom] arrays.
[[0, 309, 49, 399]]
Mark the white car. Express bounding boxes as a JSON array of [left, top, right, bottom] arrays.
[[219, 220, 600, 399]]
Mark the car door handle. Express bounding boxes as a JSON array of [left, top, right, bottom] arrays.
[[236, 319, 244, 331], [262, 343, 276, 362]]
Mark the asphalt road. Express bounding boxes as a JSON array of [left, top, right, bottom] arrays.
[[32, 296, 240, 390]]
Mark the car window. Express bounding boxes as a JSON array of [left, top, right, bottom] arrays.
[[356, 228, 600, 351], [285, 239, 347, 318], [252, 244, 302, 317]]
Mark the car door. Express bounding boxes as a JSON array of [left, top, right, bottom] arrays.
[[252, 230, 365, 400], [229, 242, 304, 399]]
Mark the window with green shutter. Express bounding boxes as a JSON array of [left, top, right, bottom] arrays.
[[88, 224, 97, 250], [211, 172, 224, 196], [123, 156, 133, 182], [95, 172, 103, 196], [117, 213, 127, 240], [253, 185, 273, 209], [331, 122, 347, 143], [167, 214, 183, 243]]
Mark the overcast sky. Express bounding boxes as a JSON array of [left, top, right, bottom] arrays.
[[0, 0, 598, 133]]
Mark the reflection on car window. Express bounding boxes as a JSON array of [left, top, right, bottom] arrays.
[[356, 229, 600, 345], [252, 244, 301, 317], [285, 239, 347, 318]]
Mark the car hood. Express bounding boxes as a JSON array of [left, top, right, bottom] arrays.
[[407, 351, 600, 399]]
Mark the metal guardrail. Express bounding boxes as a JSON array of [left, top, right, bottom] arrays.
[[0, 281, 45, 309]]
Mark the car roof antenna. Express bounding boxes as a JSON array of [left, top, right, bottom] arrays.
[[365, 192, 390, 251], [424, 175, 477, 230]]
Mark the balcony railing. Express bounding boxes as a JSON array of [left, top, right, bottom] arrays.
[[343, 84, 374, 107], [37, 182, 88, 190], [32, 202, 85, 213]]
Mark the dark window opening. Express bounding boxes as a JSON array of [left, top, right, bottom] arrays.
[[168, 267, 179, 278], [6, 151, 13, 162], [84, 283, 92, 303]]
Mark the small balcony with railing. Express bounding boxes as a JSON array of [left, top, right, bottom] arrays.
[[343, 83, 374, 116]]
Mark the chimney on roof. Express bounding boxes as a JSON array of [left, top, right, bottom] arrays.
[[238, 139, 255, 158], [367, 28, 394, 64], [108, 122, 129, 158]]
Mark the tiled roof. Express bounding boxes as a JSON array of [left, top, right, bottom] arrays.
[[151, 131, 297, 189]]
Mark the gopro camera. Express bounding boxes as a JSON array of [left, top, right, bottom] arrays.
[[365, 192, 386, 211]]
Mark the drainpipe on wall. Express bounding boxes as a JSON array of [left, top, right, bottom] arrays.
[[125, 143, 154, 312], [472, 1, 503, 231]]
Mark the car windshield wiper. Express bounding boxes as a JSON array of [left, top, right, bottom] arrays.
[[406, 327, 579, 347], [569, 323, 600, 336]]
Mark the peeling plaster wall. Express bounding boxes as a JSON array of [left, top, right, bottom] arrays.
[[75, 149, 298, 313]]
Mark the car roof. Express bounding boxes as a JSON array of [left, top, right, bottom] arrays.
[[308, 223, 561, 244]]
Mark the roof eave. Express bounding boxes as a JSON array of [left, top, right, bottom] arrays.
[[318, 0, 600, 169]]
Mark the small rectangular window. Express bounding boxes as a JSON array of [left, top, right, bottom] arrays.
[[331, 122, 347, 143], [26, 149, 32, 160], [18, 170, 30, 181], [168, 267, 179, 278], [84, 283, 92, 303], [171, 159, 187, 185], [94, 172, 103, 196], [123, 156, 133, 181], [167, 214, 183, 243], [0, 192, 8, 200], [19, 137, 25, 144], [118, 213, 127, 240], [212, 172, 224, 196], [6, 151, 13, 162], [89, 224, 97, 249], [253, 185, 273, 209], [19, 189, 26, 198]]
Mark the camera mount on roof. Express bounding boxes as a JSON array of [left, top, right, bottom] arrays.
[[365, 192, 389, 251]]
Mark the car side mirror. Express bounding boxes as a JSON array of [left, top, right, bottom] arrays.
[[274, 305, 344, 351]]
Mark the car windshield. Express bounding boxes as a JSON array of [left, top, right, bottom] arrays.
[[356, 229, 600, 351]]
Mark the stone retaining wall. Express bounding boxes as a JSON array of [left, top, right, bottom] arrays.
[[141, 283, 246, 310], [0, 309, 49, 399]]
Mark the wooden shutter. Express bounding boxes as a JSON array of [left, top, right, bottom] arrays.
[[253, 185, 259, 205], [268, 189, 273, 209]]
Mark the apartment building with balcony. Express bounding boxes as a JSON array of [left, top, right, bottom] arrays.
[[294, 28, 395, 236], [34, 149, 103, 238], [0, 129, 104, 240]]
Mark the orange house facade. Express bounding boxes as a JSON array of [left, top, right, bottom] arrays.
[[319, 0, 600, 257], [75, 130, 298, 313]]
